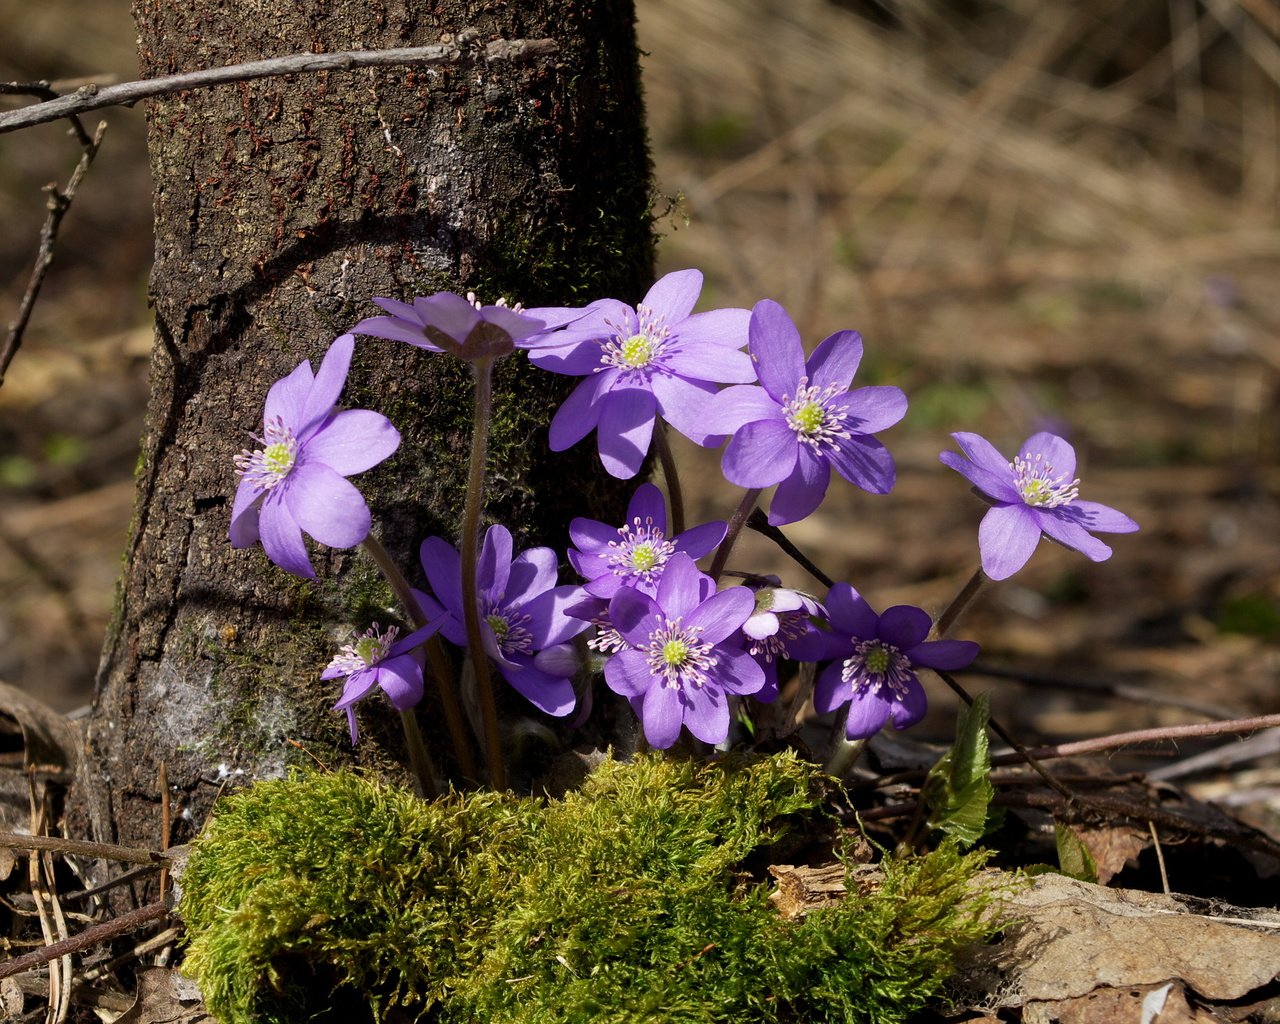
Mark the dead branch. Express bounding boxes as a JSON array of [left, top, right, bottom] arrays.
[[0, 902, 168, 982]]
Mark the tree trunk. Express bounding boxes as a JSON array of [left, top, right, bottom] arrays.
[[75, 0, 653, 854]]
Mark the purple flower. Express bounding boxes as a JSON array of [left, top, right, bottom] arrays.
[[230, 334, 400, 579], [703, 300, 907, 525], [814, 584, 979, 740], [939, 431, 1139, 581], [323, 621, 443, 744], [740, 581, 827, 699], [527, 269, 754, 478], [604, 553, 764, 748], [568, 482, 726, 598], [419, 524, 589, 717], [353, 291, 583, 363]]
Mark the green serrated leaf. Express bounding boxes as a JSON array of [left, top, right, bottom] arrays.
[[1054, 822, 1099, 883], [923, 693, 996, 847]]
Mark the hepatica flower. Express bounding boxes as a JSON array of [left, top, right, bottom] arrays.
[[324, 620, 442, 744], [568, 482, 726, 598], [230, 334, 400, 579], [703, 299, 907, 525], [605, 553, 763, 748], [420, 524, 589, 717], [939, 431, 1139, 581], [741, 582, 827, 698], [528, 269, 754, 478], [353, 291, 583, 363], [814, 584, 979, 740]]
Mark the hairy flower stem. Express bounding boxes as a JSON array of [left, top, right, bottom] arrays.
[[461, 358, 507, 789], [823, 705, 865, 778], [654, 421, 685, 536], [931, 566, 988, 639], [359, 536, 462, 793], [708, 487, 763, 582]]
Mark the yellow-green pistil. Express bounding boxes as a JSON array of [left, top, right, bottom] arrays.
[[1012, 453, 1080, 508], [601, 303, 672, 378], [783, 377, 852, 452], [234, 415, 298, 490], [645, 618, 716, 690]]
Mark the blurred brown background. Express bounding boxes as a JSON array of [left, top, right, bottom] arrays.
[[2, 0, 1277, 759]]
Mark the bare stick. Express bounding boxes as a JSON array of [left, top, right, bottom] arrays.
[[0, 902, 167, 981], [0, 82, 92, 145], [0, 120, 107, 390], [745, 508, 834, 587], [0, 39, 558, 135], [0, 831, 168, 866]]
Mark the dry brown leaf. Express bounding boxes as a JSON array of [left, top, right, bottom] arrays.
[[1022, 981, 1216, 1024], [962, 873, 1280, 1007], [1070, 823, 1149, 885], [113, 966, 209, 1024]]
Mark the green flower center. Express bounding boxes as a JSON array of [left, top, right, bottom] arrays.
[[261, 442, 295, 477], [792, 401, 825, 435], [863, 645, 891, 675], [619, 334, 656, 368], [630, 543, 659, 572], [486, 614, 509, 641], [662, 638, 690, 667]]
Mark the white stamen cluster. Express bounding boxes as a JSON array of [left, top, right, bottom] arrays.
[[587, 620, 629, 655], [466, 291, 524, 314], [607, 516, 676, 586], [747, 611, 811, 663], [485, 605, 535, 656], [233, 415, 298, 490], [598, 303, 671, 375], [782, 377, 852, 452], [841, 639, 913, 700], [1012, 452, 1080, 508], [643, 615, 716, 690], [326, 623, 399, 675]]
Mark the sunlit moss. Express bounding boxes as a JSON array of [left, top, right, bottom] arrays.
[[181, 753, 1000, 1023]]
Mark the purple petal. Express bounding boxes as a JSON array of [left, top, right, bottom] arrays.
[[610, 587, 663, 648], [414, 292, 481, 343], [845, 688, 892, 739], [825, 582, 879, 640], [1071, 500, 1139, 534], [548, 374, 611, 451], [649, 374, 722, 446], [978, 504, 1043, 580], [748, 300, 805, 400], [521, 584, 593, 647], [569, 516, 619, 554], [1021, 432, 1076, 480], [672, 520, 727, 560], [951, 433, 1019, 481], [597, 387, 657, 479], [375, 654, 425, 711], [907, 639, 979, 672], [263, 358, 314, 430], [683, 684, 730, 744], [284, 463, 371, 549], [301, 410, 400, 475], [229, 479, 264, 548], [298, 334, 354, 434], [505, 546, 559, 607], [767, 447, 830, 525], [685, 585, 755, 643], [716, 647, 766, 695], [654, 552, 710, 618], [642, 682, 685, 749], [875, 605, 932, 650], [939, 450, 1021, 503], [807, 330, 862, 391], [258, 493, 314, 578], [499, 661, 576, 717], [701, 384, 781, 438], [420, 537, 463, 619], [626, 482, 668, 531], [662, 344, 755, 385], [833, 386, 908, 435], [370, 296, 418, 320], [675, 307, 752, 350], [825, 435, 896, 495], [1037, 510, 1114, 562], [478, 525, 514, 600], [643, 269, 702, 322], [604, 648, 654, 698], [722, 419, 799, 488], [387, 620, 447, 657], [352, 314, 440, 349], [533, 643, 579, 678], [333, 669, 378, 708], [888, 679, 927, 730], [813, 662, 850, 715]]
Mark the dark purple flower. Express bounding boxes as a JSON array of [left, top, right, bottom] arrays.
[[939, 431, 1139, 581], [568, 482, 726, 598], [703, 299, 907, 525], [814, 584, 979, 740], [740, 581, 827, 699], [230, 334, 400, 579], [527, 269, 754, 478], [353, 291, 583, 363], [604, 553, 763, 748], [323, 620, 443, 744], [419, 524, 589, 717]]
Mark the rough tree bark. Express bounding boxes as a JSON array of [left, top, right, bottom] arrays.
[[75, 0, 654, 853]]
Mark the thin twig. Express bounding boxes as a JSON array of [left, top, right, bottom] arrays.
[[653, 422, 685, 536], [0, 82, 92, 145], [0, 902, 168, 981], [0, 39, 558, 134], [0, 120, 107, 390], [745, 508, 834, 587], [0, 831, 169, 866]]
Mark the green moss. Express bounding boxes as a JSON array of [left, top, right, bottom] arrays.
[[181, 753, 1001, 1024]]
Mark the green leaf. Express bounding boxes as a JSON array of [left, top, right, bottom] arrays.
[[923, 693, 997, 847], [1054, 823, 1099, 883]]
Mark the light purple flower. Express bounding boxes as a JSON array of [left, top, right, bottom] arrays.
[[419, 524, 589, 717], [353, 291, 583, 363], [568, 482, 726, 598], [939, 431, 1139, 581], [703, 299, 907, 525], [604, 553, 763, 748], [230, 334, 400, 579], [740, 581, 827, 699], [528, 269, 754, 478], [323, 620, 443, 744], [813, 584, 979, 740]]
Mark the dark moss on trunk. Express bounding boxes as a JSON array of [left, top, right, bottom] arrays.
[[76, 0, 653, 853]]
